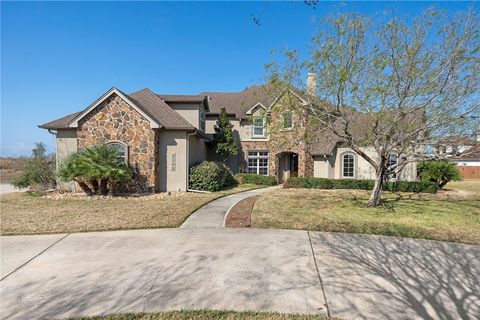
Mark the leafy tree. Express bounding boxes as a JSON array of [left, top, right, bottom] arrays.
[[267, 9, 479, 206], [418, 160, 462, 189], [58, 144, 132, 196], [12, 142, 56, 190], [213, 107, 238, 161]]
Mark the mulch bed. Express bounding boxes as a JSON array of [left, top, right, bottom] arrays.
[[225, 195, 259, 228]]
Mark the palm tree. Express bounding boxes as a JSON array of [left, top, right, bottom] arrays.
[[58, 144, 132, 196]]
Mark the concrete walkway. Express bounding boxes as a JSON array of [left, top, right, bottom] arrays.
[[0, 184, 27, 195], [181, 187, 276, 228], [1, 228, 479, 320]]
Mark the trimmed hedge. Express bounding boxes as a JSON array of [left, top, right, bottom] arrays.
[[189, 161, 236, 192], [284, 177, 437, 193], [235, 173, 277, 186]]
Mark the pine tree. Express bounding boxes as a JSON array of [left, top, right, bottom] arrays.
[[213, 107, 238, 161]]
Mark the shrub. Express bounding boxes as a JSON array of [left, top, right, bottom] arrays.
[[57, 144, 132, 196], [418, 160, 462, 189], [284, 177, 437, 193], [12, 142, 56, 190], [385, 180, 438, 193], [189, 161, 236, 192], [235, 173, 277, 186]]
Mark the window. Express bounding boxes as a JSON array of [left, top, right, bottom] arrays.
[[247, 151, 269, 175], [342, 153, 355, 178], [387, 153, 398, 179], [252, 117, 265, 137], [282, 111, 293, 129], [108, 142, 127, 163]]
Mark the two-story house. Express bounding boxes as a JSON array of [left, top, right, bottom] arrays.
[[40, 75, 417, 192]]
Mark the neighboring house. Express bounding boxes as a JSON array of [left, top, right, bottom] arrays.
[[437, 133, 480, 179], [40, 76, 417, 192]]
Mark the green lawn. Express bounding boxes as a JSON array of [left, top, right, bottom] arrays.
[[0, 184, 260, 236], [252, 180, 480, 245], [68, 310, 327, 320]]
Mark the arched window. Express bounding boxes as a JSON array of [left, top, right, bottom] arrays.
[[282, 111, 293, 129], [387, 153, 398, 179], [108, 142, 127, 163], [342, 153, 355, 178]]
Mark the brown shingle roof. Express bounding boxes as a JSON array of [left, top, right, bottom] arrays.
[[201, 84, 278, 119], [437, 135, 475, 146], [38, 112, 81, 129], [157, 94, 206, 103], [127, 89, 194, 130], [454, 143, 480, 160]]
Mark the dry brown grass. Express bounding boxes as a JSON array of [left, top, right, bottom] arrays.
[[0, 184, 260, 235], [69, 310, 328, 320], [0, 169, 23, 184], [253, 180, 480, 245]]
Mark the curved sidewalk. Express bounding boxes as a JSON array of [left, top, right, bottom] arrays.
[[180, 187, 276, 228]]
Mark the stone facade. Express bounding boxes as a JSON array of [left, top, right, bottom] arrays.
[[238, 93, 314, 180], [77, 93, 158, 191]]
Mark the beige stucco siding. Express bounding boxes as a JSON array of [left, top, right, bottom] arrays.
[[158, 131, 188, 192], [55, 129, 78, 191], [332, 147, 417, 181], [188, 134, 208, 166], [206, 115, 268, 142], [313, 157, 329, 178], [169, 103, 201, 129]]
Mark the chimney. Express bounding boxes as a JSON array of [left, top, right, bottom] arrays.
[[306, 72, 316, 96]]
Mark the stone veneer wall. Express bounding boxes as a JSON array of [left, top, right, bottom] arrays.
[[77, 93, 158, 191], [238, 97, 315, 179]]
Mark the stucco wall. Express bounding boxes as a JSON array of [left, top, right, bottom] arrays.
[[333, 147, 417, 181], [188, 134, 208, 166], [158, 130, 188, 192], [56, 129, 78, 191], [169, 103, 200, 129], [314, 155, 337, 179], [205, 117, 266, 142]]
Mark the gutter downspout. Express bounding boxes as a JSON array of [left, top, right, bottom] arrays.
[[186, 131, 212, 193]]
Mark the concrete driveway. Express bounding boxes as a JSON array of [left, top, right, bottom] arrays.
[[1, 228, 479, 320]]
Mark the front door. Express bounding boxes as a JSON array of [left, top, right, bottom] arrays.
[[289, 153, 298, 177]]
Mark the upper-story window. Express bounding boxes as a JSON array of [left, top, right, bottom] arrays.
[[342, 153, 355, 178], [387, 153, 398, 179], [252, 116, 266, 137], [282, 111, 293, 129], [108, 142, 128, 164]]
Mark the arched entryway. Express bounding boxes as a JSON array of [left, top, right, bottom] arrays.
[[276, 152, 299, 183]]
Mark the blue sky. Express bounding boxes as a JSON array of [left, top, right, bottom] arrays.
[[1, 1, 476, 156]]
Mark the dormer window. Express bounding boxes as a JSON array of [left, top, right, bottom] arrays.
[[247, 103, 267, 138], [282, 111, 293, 129], [252, 116, 265, 137]]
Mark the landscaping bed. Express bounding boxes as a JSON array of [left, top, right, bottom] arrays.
[[224, 195, 259, 227], [252, 180, 480, 245], [0, 184, 259, 236]]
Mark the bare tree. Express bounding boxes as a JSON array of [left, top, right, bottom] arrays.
[[267, 9, 480, 206]]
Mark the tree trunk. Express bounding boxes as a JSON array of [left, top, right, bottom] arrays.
[[77, 181, 94, 196], [368, 168, 386, 207], [99, 179, 109, 196], [91, 179, 99, 194]]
